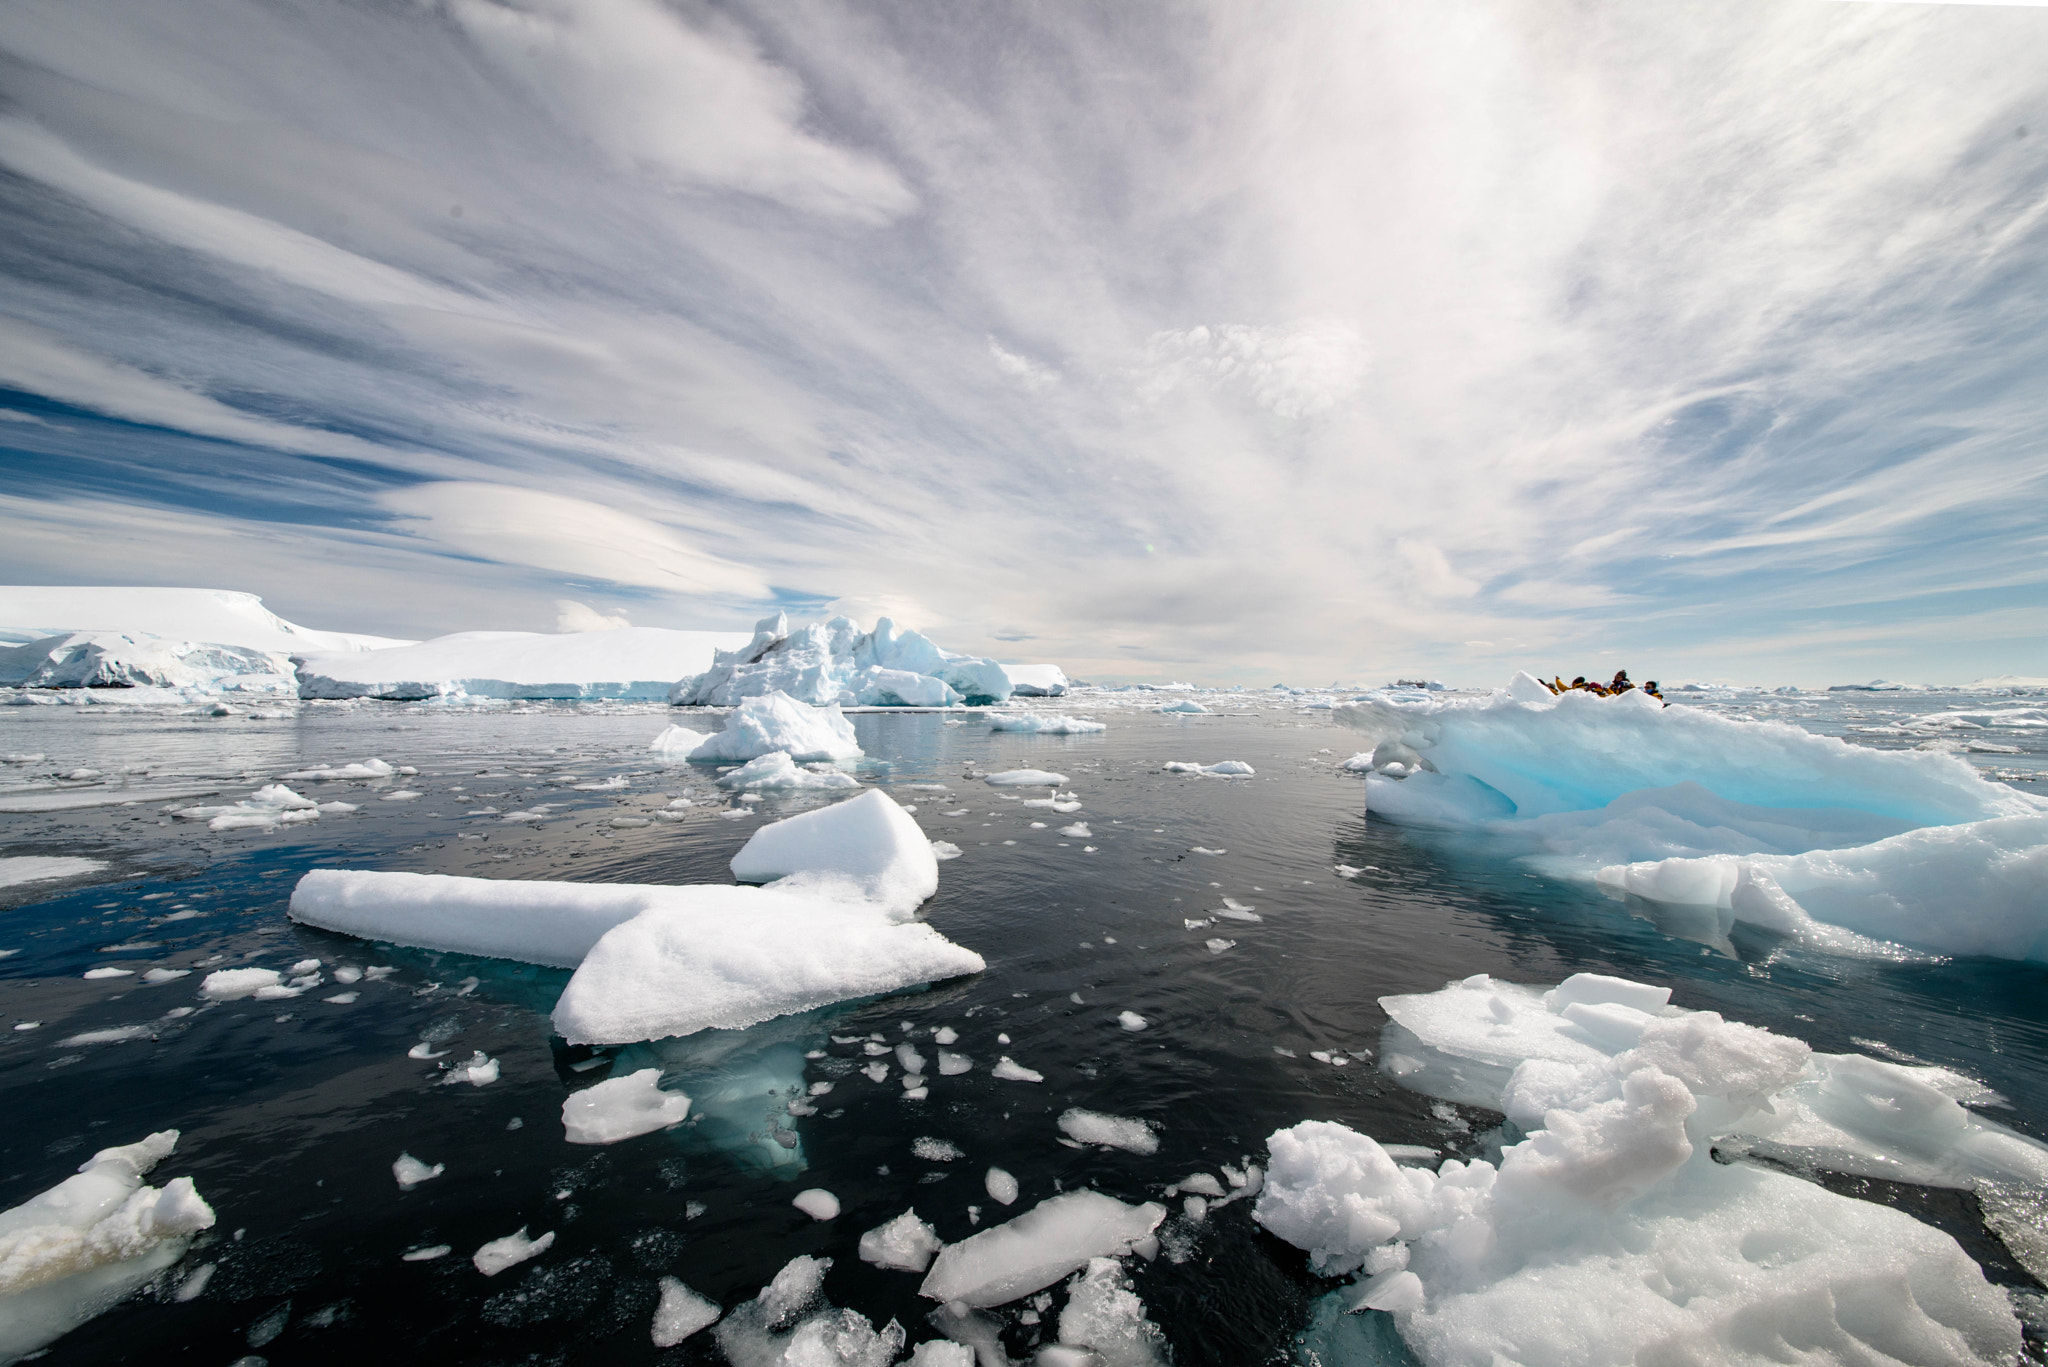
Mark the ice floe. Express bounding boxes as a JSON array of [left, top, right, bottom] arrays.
[[987, 713, 1105, 734], [713, 1254, 906, 1365], [651, 691, 863, 763], [730, 790, 938, 917], [651, 1277, 721, 1346], [560, 1068, 690, 1144], [714, 752, 860, 791], [918, 1190, 1167, 1308], [1257, 969, 2037, 1366], [172, 783, 321, 832], [473, 1227, 553, 1276], [985, 769, 1068, 787], [859, 1209, 943, 1272], [392, 1153, 444, 1190], [1058, 1109, 1161, 1155], [0, 1130, 215, 1362], [1336, 673, 2048, 959], [1163, 760, 1254, 777], [0, 856, 106, 889]]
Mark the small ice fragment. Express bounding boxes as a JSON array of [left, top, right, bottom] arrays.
[[991, 1057, 1043, 1083], [443, 1051, 499, 1086], [143, 968, 192, 984], [651, 1277, 721, 1346], [473, 1227, 553, 1276], [863, 1062, 890, 1083], [561, 1068, 690, 1144], [199, 967, 282, 1000], [393, 1153, 444, 1190], [938, 1050, 972, 1075], [917, 1190, 1168, 1307], [82, 967, 133, 980], [1205, 938, 1235, 954], [1058, 1108, 1160, 1155], [914, 1137, 965, 1162], [1060, 823, 1091, 838], [810, 1081, 835, 1096], [1175, 1173, 1226, 1198], [897, 1043, 927, 1074], [333, 966, 363, 984], [1190, 847, 1226, 856], [1118, 1011, 1148, 1032], [402, 1244, 452, 1262], [408, 1042, 448, 1060], [860, 1208, 943, 1272], [985, 1167, 1019, 1205], [931, 841, 963, 860], [323, 991, 360, 1004], [793, 1188, 840, 1220]]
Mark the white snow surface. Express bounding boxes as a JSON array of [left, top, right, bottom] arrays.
[[295, 626, 748, 701], [652, 691, 863, 763], [918, 1190, 1168, 1308], [0, 1130, 216, 1362], [0, 586, 407, 654], [729, 790, 938, 919], [1257, 969, 2036, 1367], [561, 1068, 690, 1145], [0, 632, 297, 694], [673, 611, 1024, 707], [551, 883, 984, 1045], [1335, 674, 2048, 960]]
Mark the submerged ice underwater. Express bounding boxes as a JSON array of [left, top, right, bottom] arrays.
[[3, 676, 2048, 1365]]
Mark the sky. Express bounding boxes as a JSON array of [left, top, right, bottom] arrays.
[[1, 0, 2045, 688]]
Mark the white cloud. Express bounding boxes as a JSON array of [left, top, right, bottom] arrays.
[[553, 598, 631, 631], [378, 482, 771, 599], [445, 0, 914, 223], [1140, 322, 1368, 419], [988, 338, 1058, 391]]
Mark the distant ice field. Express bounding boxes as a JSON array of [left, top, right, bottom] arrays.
[[1, 689, 2044, 1364]]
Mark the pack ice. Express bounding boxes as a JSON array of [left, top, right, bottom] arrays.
[[673, 611, 1049, 707], [0, 1130, 215, 1362], [1257, 971, 2035, 1366], [288, 791, 981, 1045], [1335, 673, 2048, 959]]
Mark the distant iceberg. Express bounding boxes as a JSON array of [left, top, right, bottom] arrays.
[[674, 612, 1026, 707], [296, 627, 749, 701], [1335, 672, 2048, 960], [0, 631, 298, 694]]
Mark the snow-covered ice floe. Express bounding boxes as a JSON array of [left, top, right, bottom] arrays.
[[289, 791, 980, 1045], [649, 690, 862, 764], [1260, 970, 2035, 1366], [295, 626, 749, 702], [0, 1130, 215, 1362], [1335, 672, 2048, 960], [673, 612, 1021, 707], [918, 1190, 1167, 1308], [986, 712, 1104, 734]]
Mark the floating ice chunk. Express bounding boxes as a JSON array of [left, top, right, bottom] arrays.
[[933, 1026, 959, 1046], [897, 1043, 927, 1075], [674, 691, 865, 763], [930, 841, 962, 861], [198, 967, 283, 1000], [443, 1051, 498, 1086], [715, 752, 860, 792], [987, 713, 1105, 734], [560, 1068, 690, 1144], [1056, 1256, 1169, 1367], [985, 1167, 1019, 1205], [907, 1339, 976, 1366], [0, 856, 106, 888], [392, 1153, 444, 1190], [918, 1191, 1168, 1308], [1204, 938, 1235, 954], [0, 1130, 215, 1361], [1190, 847, 1225, 857], [991, 1057, 1043, 1083], [937, 1050, 972, 1075], [1117, 1011, 1148, 1032], [651, 1277, 721, 1346], [402, 1244, 451, 1261], [472, 1227, 553, 1276], [986, 769, 1068, 787], [551, 886, 983, 1045], [1156, 701, 1209, 714], [58, 1026, 154, 1046], [1059, 1109, 1160, 1155], [81, 967, 132, 981], [1004, 664, 1071, 697], [913, 1137, 963, 1162], [648, 723, 712, 760], [859, 1209, 943, 1272], [173, 782, 319, 832], [1164, 760, 1252, 777], [730, 789, 938, 918], [792, 1189, 840, 1221], [1060, 823, 1092, 839], [282, 758, 394, 781]]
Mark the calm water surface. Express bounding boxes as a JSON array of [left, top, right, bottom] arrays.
[[2, 694, 2043, 1365]]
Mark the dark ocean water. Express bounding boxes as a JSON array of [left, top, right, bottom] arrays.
[[1, 695, 2043, 1365]]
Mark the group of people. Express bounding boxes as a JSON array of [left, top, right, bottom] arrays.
[[1542, 669, 1663, 700]]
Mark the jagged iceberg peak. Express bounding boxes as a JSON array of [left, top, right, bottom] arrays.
[[672, 612, 1020, 708]]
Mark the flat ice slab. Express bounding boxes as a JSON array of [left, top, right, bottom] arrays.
[[917, 1190, 1166, 1308]]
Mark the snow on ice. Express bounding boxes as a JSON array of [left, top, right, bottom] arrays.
[[673, 612, 1021, 707], [649, 691, 863, 764], [918, 1190, 1167, 1308], [1258, 970, 2036, 1366], [295, 626, 748, 702]]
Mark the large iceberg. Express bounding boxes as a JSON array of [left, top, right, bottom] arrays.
[[673, 612, 1018, 707], [0, 1130, 216, 1362], [295, 626, 749, 701], [1257, 971, 2032, 1367], [1334, 674, 2048, 959], [0, 632, 298, 694]]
